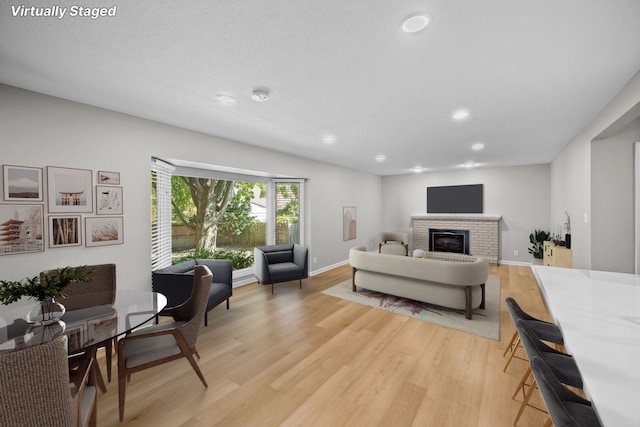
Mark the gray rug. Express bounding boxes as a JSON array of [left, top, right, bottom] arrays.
[[322, 275, 500, 340]]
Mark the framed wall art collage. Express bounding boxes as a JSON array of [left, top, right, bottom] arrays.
[[0, 165, 124, 256]]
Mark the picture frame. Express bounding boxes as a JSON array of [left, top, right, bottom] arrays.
[[47, 166, 93, 213], [97, 170, 120, 185], [2, 165, 43, 201], [48, 215, 82, 248], [0, 204, 44, 255], [85, 216, 124, 247], [343, 206, 357, 241], [96, 185, 123, 215]]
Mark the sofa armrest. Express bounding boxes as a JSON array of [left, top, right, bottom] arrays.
[[253, 247, 271, 284], [293, 244, 309, 275]]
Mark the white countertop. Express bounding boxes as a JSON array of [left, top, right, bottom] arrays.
[[531, 265, 640, 427]]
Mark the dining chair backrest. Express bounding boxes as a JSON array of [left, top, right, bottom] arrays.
[[531, 356, 602, 427], [516, 319, 583, 389], [0, 336, 73, 426], [174, 264, 212, 349], [41, 263, 116, 310]]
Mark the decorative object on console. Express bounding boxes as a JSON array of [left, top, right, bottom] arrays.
[[564, 211, 571, 249], [528, 229, 551, 260]]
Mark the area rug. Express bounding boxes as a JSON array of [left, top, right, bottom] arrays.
[[322, 275, 500, 340]]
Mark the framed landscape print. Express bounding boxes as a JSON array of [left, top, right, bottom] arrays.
[[343, 206, 356, 241], [85, 216, 124, 247], [97, 170, 120, 185], [48, 215, 81, 248], [3, 165, 43, 201], [47, 166, 93, 213], [96, 185, 123, 215], [0, 204, 44, 255]]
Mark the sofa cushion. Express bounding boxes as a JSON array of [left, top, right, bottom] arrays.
[[155, 260, 196, 274], [268, 262, 304, 282]]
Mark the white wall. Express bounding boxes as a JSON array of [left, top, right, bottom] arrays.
[[591, 118, 640, 273], [381, 164, 550, 263], [0, 84, 381, 292], [551, 71, 640, 270]]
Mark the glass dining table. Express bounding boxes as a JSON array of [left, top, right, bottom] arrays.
[[0, 290, 167, 390]]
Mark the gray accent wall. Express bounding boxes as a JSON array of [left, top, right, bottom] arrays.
[[0, 84, 382, 288], [591, 118, 640, 273], [381, 165, 550, 264]]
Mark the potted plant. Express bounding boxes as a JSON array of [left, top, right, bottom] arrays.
[[0, 265, 94, 324], [528, 229, 551, 261]]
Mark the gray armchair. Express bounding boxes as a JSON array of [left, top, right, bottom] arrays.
[[254, 244, 309, 294], [151, 259, 232, 326]]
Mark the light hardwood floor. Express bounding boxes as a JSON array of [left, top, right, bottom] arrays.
[[97, 264, 553, 427]]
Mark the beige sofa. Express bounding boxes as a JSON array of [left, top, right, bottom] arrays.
[[349, 246, 489, 319]]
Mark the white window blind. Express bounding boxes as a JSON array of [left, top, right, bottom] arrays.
[[151, 158, 174, 270]]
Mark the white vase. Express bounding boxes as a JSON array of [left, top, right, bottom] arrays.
[[25, 297, 66, 325]]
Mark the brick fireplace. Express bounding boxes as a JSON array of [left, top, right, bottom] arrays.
[[411, 214, 501, 265]]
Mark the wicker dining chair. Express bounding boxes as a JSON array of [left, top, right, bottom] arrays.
[[0, 335, 97, 427]]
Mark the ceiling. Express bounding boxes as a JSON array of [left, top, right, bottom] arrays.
[[2, 1, 640, 176]]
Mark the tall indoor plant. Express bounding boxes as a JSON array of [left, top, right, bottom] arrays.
[[528, 229, 551, 260], [0, 265, 94, 324]]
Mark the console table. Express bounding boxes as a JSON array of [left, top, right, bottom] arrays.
[[543, 241, 572, 268]]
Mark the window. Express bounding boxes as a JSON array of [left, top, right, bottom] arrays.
[[270, 179, 304, 245], [151, 159, 305, 270], [151, 158, 174, 270]]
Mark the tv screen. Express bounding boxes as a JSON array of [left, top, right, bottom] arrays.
[[427, 184, 483, 214]]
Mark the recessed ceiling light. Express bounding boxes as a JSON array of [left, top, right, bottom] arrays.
[[251, 88, 269, 102], [375, 155, 386, 162], [452, 109, 470, 121], [402, 13, 431, 33], [471, 142, 484, 151], [411, 166, 427, 173], [216, 94, 236, 104], [461, 162, 478, 168], [322, 135, 336, 144]]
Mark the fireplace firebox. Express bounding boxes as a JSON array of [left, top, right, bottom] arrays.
[[429, 228, 470, 254]]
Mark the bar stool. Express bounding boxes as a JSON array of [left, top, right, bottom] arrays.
[[530, 356, 602, 427], [503, 297, 564, 373], [512, 319, 583, 426]]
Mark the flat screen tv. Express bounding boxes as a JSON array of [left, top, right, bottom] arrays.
[[427, 184, 483, 214]]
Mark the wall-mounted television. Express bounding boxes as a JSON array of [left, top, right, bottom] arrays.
[[427, 184, 483, 214]]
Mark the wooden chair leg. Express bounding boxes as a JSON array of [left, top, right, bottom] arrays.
[[513, 379, 537, 426], [117, 344, 127, 421], [503, 331, 518, 357], [504, 336, 522, 372], [542, 417, 552, 427], [513, 366, 532, 400]]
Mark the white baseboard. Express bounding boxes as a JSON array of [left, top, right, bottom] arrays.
[[499, 259, 533, 266]]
